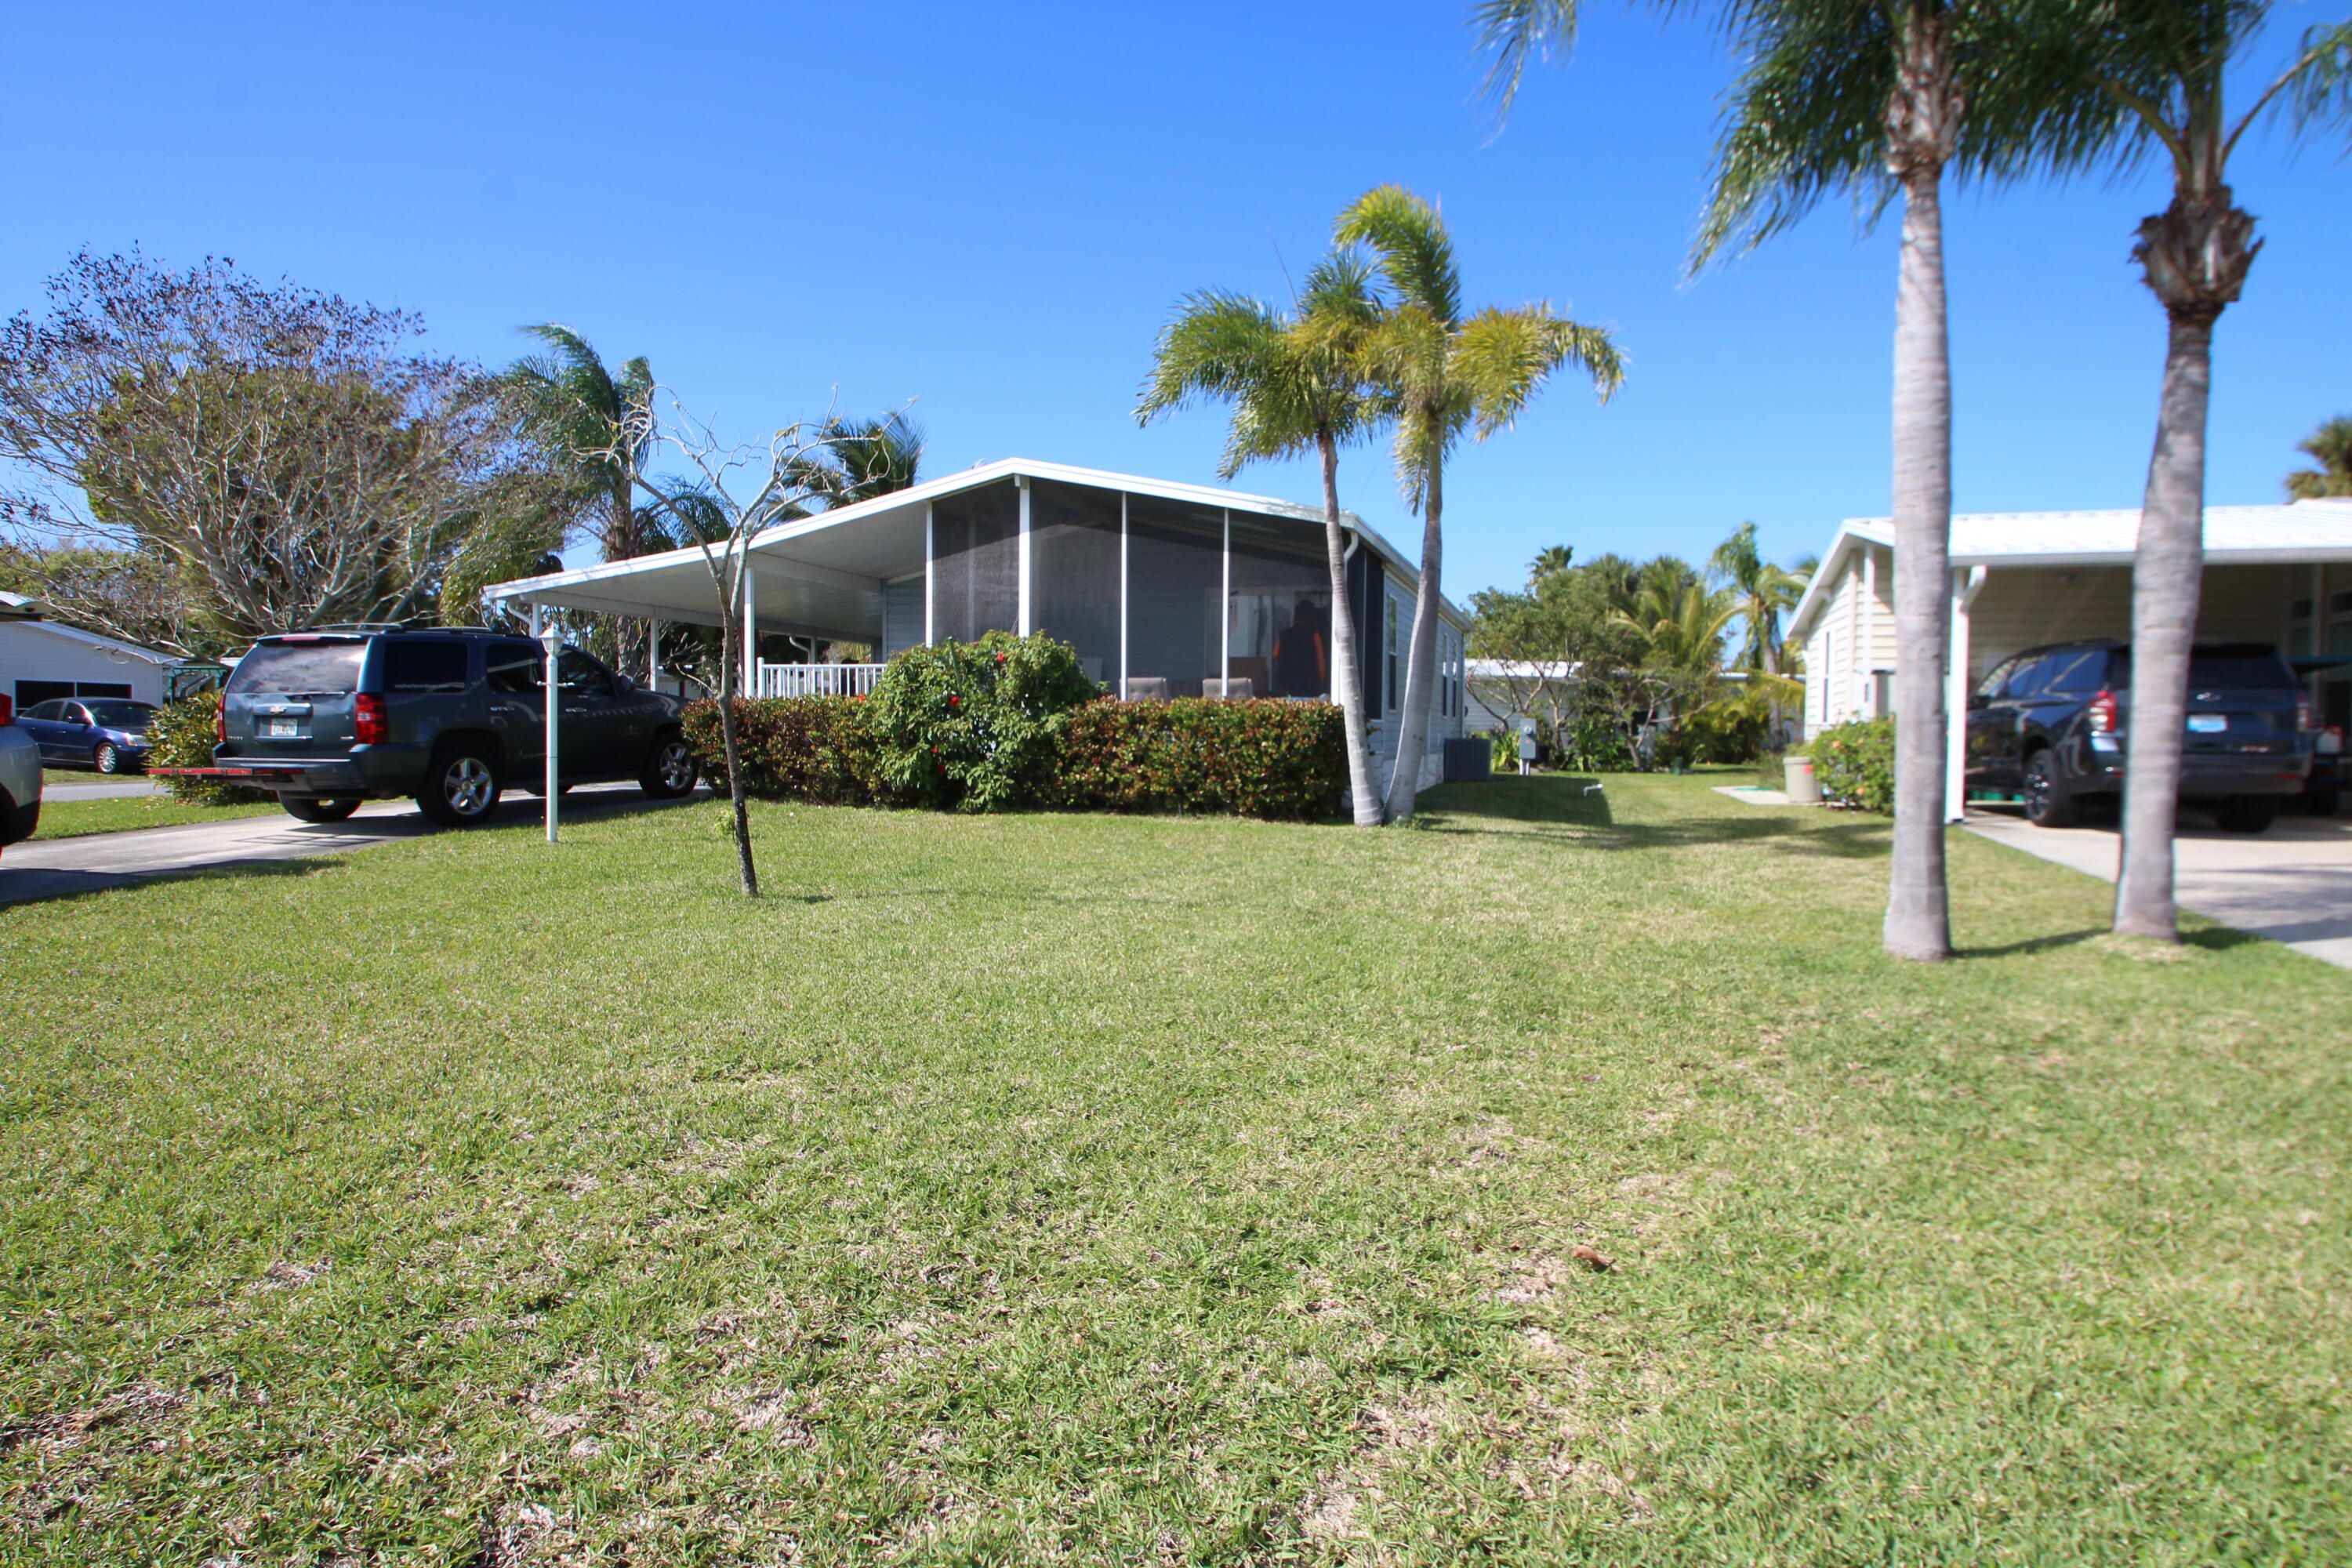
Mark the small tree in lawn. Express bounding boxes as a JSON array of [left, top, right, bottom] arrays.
[[601, 397, 837, 898]]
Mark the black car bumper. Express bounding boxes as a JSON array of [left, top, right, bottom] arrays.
[[205, 744, 426, 797], [2074, 744, 2307, 798]]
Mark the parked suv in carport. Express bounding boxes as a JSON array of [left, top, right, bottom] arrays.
[[212, 627, 699, 825], [1965, 639, 2310, 832]]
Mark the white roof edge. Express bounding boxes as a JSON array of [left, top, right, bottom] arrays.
[[491, 456, 1469, 627], [2, 615, 175, 664]]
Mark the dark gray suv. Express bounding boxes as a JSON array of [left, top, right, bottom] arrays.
[[1965, 639, 2310, 832], [213, 628, 699, 825]]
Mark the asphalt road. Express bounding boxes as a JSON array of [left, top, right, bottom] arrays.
[[0, 782, 698, 908]]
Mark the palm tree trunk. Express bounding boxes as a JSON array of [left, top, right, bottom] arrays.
[[1319, 430, 1383, 826], [1882, 159, 1954, 962], [2114, 309, 2217, 940], [2114, 184, 2255, 941], [1383, 447, 1444, 823]]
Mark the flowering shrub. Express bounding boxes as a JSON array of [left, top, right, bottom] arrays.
[[148, 691, 271, 804], [1055, 699, 1345, 820], [1806, 717, 1896, 813], [864, 632, 1102, 811]]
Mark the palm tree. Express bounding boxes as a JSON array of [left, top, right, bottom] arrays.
[[2286, 415, 2352, 499], [505, 325, 658, 564], [2079, 5, 2352, 941], [1530, 543, 1575, 583], [1709, 521, 1806, 673], [1138, 250, 1391, 826], [1607, 578, 1738, 673], [1475, 0, 2123, 962], [785, 412, 927, 513], [1334, 184, 1624, 823]]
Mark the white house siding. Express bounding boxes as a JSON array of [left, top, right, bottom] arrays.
[[1800, 543, 1896, 738], [0, 621, 169, 708]]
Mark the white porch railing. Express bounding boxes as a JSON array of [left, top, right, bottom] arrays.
[[755, 662, 886, 699]]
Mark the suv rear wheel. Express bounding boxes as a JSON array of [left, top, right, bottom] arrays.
[[417, 744, 503, 826], [282, 797, 361, 824], [2216, 795, 2278, 833], [2023, 750, 2078, 828], [641, 731, 698, 799]]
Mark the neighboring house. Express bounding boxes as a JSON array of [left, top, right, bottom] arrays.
[[1785, 498, 2352, 815], [1465, 659, 1577, 733], [488, 459, 1472, 797], [0, 592, 173, 709]]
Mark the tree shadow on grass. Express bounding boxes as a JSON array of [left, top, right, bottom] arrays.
[[0, 855, 332, 910], [1413, 776, 1892, 858]]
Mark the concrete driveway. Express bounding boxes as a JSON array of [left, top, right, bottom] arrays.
[[0, 782, 698, 908], [1965, 806, 2352, 967]]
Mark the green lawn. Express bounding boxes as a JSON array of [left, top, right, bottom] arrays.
[[0, 777, 2344, 1565], [31, 792, 281, 840]]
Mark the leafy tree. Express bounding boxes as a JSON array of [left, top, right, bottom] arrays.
[[2065, 2, 2352, 942], [2286, 415, 2352, 499], [1137, 249, 1391, 826], [1476, 0, 2128, 962], [0, 250, 533, 650], [1334, 184, 1624, 822]]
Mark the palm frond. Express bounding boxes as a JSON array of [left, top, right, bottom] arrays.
[[1334, 186, 1464, 328], [1471, 0, 1580, 122]]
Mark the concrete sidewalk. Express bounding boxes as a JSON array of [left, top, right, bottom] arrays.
[[1964, 807, 2352, 968], [0, 782, 697, 908]]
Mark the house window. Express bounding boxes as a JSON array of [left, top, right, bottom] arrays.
[[1028, 479, 1122, 688], [931, 479, 1021, 644], [1126, 492, 1226, 698], [1226, 511, 1329, 699]]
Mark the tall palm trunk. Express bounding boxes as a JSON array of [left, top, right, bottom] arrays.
[[2114, 185, 2256, 940], [1319, 429, 1383, 825], [1882, 10, 1958, 962], [1383, 448, 1444, 823]]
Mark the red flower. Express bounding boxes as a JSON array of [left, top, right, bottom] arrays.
[[995, 652, 1006, 663]]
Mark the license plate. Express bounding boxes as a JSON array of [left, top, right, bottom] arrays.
[[2186, 714, 2227, 733], [265, 718, 300, 739]]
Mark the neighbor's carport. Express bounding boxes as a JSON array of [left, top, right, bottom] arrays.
[[1786, 498, 2352, 820]]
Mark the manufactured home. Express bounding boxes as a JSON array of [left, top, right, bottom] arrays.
[[489, 459, 1472, 798]]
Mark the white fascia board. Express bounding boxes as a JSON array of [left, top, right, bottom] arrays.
[[1784, 522, 1885, 644], [13, 617, 174, 664], [487, 454, 1482, 618], [1947, 545, 2352, 568]]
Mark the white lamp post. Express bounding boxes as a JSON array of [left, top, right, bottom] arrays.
[[539, 619, 563, 843]]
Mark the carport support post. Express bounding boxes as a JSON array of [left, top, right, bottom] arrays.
[[648, 621, 660, 694], [1945, 566, 1987, 822], [540, 619, 562, 844]]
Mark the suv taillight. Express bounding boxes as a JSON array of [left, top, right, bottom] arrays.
[[2297, 694, 2314, 732], [2088, 690, 2118, 734], [0, 694, 12, 726], [215, 697, 227, 744], [354, 692, 388, 746]]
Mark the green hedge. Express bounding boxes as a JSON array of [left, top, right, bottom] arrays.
[[680, 650, 1345, 822], [1806, 717, 1896, 813], [679, 695, 898, 807], [1055, 698, 1345, 820]]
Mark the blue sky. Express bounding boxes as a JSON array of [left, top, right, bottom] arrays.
[[4, 1, 2347, 603]]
